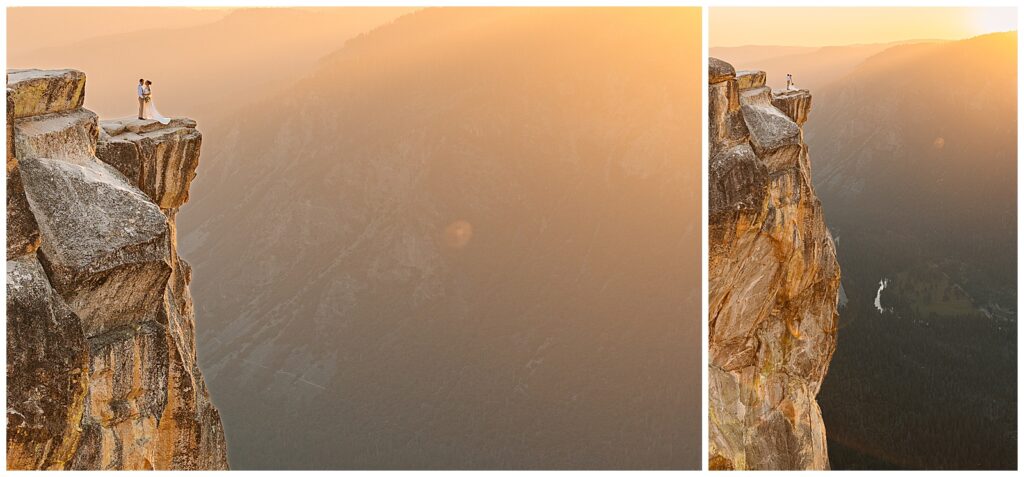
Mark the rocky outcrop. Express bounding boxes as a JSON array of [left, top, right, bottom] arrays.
[[7, 69, 86, 120], [772, 90, 813, 127], [97, 118, 201, 210], [710, 57, 737, 84], [707, 59, 840, 470], [6, 69, 228, 470], [735, 70, 766, 91]]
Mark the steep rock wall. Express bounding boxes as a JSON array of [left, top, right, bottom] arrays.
[[6, 69, 227, 470], [707, 59, 840, 470]]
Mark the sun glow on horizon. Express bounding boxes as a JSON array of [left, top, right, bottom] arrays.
[[971, 8, 1018, 37], [711, 7, 1017, 48]]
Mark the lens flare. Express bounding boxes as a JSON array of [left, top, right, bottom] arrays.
[[442, 220, 473, 249]]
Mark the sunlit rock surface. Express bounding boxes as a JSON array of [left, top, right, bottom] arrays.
[[6, 255, 89, 470], [772, 89, 813, 127], [6, 69, 85, 120], [7, 88, 41, 259], [97, 118, 202, 210], [710, 57, 737, 84], [735, 70, 766, 91], [6, 68, 227, 470], [708, 58, 840, 470]]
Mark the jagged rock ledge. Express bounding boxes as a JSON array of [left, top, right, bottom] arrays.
[[707, 58, 840, 470], [771, 89, 813, 127], [98, 117, 201, 210], [6, 68, 228, 470]]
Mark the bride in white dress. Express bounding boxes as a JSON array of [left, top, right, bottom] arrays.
[[142, 80, 171, 125]]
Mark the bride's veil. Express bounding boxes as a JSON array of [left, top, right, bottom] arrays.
[[144, 96, 171, 125]]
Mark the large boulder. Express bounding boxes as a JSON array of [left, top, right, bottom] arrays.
[[6, 255, 90, 470], [735, 70, 766, 90], [13, 108, 98, 162], [739, 86, 772, 108], [710, 57, 736, 84], [18, 156, 171, 337], [7, 69, 86, 120], [740, 103, 801, 157]]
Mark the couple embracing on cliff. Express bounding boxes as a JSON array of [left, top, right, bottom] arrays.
[[136, 78, 170, 124]]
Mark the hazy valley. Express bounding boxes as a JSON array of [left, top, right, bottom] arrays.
[[175, 8, 703, 469]]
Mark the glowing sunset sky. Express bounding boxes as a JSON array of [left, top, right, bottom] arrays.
[[710, 7, 1017, 47]]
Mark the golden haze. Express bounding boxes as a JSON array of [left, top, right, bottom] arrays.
[[710, 7, 1017, 47]]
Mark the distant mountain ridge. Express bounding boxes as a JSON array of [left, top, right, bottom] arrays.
[[7, 8, 413, 120], [711, 39, 945, 90]]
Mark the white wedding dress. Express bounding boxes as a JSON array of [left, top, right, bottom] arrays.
[[143, 88, 171, 125]]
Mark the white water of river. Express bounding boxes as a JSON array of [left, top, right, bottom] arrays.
[[874, 278, 889, 313]]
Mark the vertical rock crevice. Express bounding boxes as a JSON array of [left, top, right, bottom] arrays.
[[708, 58, 840, 470], [6, 68, 227, 470]]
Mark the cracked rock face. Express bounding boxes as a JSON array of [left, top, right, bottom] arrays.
[[97, 118, 202, 210], [7, 88, 42, 260], [707, 59, 840, 470], [6, 68, 227, 470], [6, 255, 89, 470], [772, 90, 813, 127]]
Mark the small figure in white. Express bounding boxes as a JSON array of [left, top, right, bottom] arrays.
[[140, 80, 170, 125], [785, 73, 798, 91]]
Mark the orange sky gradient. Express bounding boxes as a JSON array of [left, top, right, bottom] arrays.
[[6, 7, 231, 51], [711, 7, 1017, 47]]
